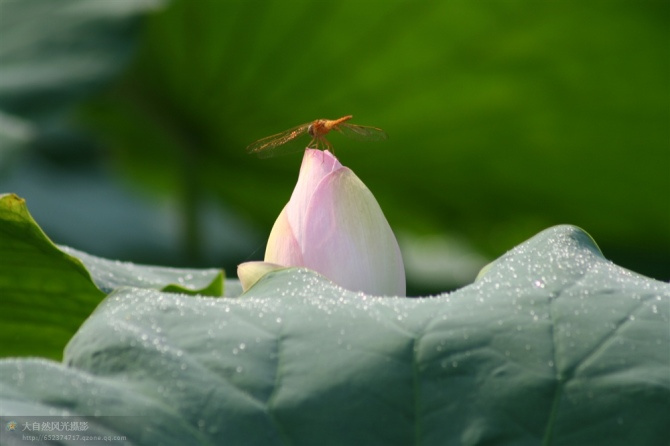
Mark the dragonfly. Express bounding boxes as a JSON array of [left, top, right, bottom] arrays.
[[245, 115, 387, 158]]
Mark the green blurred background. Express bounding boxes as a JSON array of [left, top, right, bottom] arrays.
[[1, 0, 668, 295]]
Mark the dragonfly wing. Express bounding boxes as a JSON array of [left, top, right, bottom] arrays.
[[337, 123, 388, 141], [245, 124, 310, 157]]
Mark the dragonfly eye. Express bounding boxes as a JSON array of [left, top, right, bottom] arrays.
[[307, 124, 315, 137]]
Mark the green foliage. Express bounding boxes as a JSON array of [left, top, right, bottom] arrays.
[[0, 0, 163, 159], [2, 3, 667, 442], [1, 0, 668, 288], [79, 0, 670, 282], [1, 221, 668, 445], [0, 194, 225, 360], [59, 246, 226, 297], [0, 194, 104, 360]]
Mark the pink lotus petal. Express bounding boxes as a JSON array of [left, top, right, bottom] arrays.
[[286, 150, 341, 248], [265, 205, 303, 266], [261, 148, 406, 296], [302, 167, 405, 296]]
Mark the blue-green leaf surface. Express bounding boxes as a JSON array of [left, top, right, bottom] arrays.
[[1, 226, 668, 445], [0, 193, 227, 360], [59, 246, 226, 296]]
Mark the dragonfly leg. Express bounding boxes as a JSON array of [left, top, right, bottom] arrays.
[[322, 137, 334, 155]]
